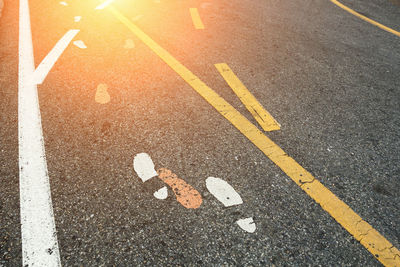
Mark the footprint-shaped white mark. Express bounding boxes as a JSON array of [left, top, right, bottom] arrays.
[[60, 1, 68, 6], [206, 177, 256, 233], [206, 177, 243, 207], [153, 186, 168, 200], [73, 40, 87, 49], [133, 153, 158, 182], [74, 16, 81, 22], [236, 217, 256, 233]]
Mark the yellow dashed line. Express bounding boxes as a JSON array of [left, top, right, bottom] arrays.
[[189, 8, 205, 30], [330, 0, 400, 37], [109, 7, 400, 266], [215, 63, 280, 132]]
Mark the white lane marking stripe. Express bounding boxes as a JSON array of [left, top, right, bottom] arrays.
[[33, 29, 79, 85], [19, 0, 61, 266], [95, 0, 114, 10]]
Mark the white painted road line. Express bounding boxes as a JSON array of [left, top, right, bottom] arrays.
[[19, 0, 61, 266], [33, 29, 80, 85]]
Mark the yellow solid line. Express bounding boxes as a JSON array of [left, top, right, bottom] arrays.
[[109, 7, 400, 266], [189, 8, 205, 30], [215, 63, 280, 132], [331, 0, 400, 37]]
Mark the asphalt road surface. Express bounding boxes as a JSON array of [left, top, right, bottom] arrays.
[[0, 0, 399, 266]]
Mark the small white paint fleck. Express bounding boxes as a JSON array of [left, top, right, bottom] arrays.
[[201, 2, 211, 9], [235, 156, 238, 160], [206, 177, 243, 207], [73, 40, 87, 49], [132, 15, 143, 22], [236, 217, 256, 233], [74, 16, 81, 22], [133, 153, 158, 182], [59, 1, 68, 6], [154, 186, 168, 200], [124, 39, 135, 49], [95, 0, 114, 10], [95, 84, 110, 104]]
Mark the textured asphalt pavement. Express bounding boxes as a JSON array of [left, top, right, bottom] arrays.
[[0, 0, 399, 265]]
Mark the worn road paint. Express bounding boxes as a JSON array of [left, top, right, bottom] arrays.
[[73, 40, 87, 49], [154, 186, 168, 200], [132, 15, 143, 22], [189, 8, 205, 30], [0, 0, 4, 18], [109, 8, 400, 265], [206, 177, 243, 207], [330, 0, 400, 37], [215, 63, 280, 132], [206, 177, 255, 233], [157, 168, 202, 209], [95, 0, 114, 10], [201, 2, 211, 9], [74, 16, 81, 22], [236, 217, 256, 233], [19, 0, 61, 266], [133, 153, 158, 182], [95, 83, 110, 104], [124, 39, 135, 49], [33, 29, 79, 85]]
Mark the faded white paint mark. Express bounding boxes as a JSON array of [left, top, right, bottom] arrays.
[[124, 39, 135, 49], [74, 16, 81, 22], [59, 1, 67, 6], [206, 177, 243, 207], [236, 217, 256, 233], [201, 2, 211, 9], [95, 0, 114, 10], [73, 40, 87, 49], [132, 14, 143, 22], [133, 153, 158, 182], [19, 0, 61, 265], [95, 83, 110, 104], [33, 29, 79, 85], [154, 186, 168, 200]]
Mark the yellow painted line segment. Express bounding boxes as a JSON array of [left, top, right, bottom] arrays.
[[109, 7, 400, 266], [330, 0, 400, 38], [215, 63, 280, 132], [189, 8, 205, 30]]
